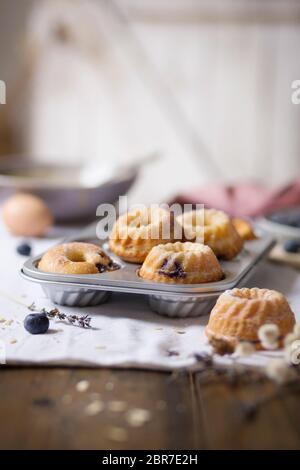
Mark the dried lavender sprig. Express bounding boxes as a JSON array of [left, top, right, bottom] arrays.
[[28, 303, 92, 328], [42, 308, 92, 328]]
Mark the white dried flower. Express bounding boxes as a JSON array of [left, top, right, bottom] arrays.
[[258, 324, 280, 350], [258, 324, 280, 342], [265, 359, 297, 385], [284, 339, 300, 366], [235, 341, 255, 357], [262, 340, 279, 351], [284, 332, 299, 348]]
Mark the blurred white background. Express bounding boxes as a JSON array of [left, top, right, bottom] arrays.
[[0, 0, 300, 203]]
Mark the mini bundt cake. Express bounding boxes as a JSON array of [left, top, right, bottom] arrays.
[[206, 288, 296, 351], [39, 242, 119, 275], [109, 207, 182, 263], [177, 208, 243, 260], [232, 218, 257, 241], [139, 241, 223, 284]]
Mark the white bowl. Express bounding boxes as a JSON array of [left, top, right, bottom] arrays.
[[0, 156, 138, 222]]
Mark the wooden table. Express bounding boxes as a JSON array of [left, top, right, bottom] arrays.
[[1, 367, 300, 449]]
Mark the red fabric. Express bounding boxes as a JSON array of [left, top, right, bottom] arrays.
[[173, 180, 300, 217]]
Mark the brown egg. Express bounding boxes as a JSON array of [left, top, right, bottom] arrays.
[[2, 193, 53, 237]]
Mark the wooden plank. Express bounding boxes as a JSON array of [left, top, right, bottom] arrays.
[[194, 371, 300, 450], [278, 387, 300, 441], [0, 368, 204, 450], [2, 367, 300, 450]]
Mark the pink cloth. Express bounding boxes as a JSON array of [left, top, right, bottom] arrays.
[[173, 180, 300, 217]]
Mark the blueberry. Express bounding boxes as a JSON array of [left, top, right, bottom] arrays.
[[158, 258, 186, 279], [96, 261, 119, 273], [17, 242, 32, 256], [283, 239, 300, 253], [24, 313, 49, 334], [96, 263, 106, 273]]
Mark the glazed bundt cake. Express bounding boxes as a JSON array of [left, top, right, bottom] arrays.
[[177, 208, 243, 260], [109, 207, 182, 263], [139, 241, 223, 284], [206, 288, 296, 350]]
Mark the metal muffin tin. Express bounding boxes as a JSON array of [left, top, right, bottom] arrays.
[[21, 227, 275, 318]]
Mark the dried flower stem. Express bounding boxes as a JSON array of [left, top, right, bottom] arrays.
[[28, 302, 92, 328]]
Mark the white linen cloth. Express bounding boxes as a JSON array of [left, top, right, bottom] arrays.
[[1, 226, 300, 370]]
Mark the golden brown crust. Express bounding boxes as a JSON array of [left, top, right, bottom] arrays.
[[139, 241, 223, 284], [205, 288, 296, 349], [38, 242, 117, 275], [109, 207, 182, 263], [177, 209, 244, 260], [232, 218, 257, 241]]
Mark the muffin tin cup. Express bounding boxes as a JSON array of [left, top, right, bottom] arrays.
[[21, 226, 275, 318], [42, 284, 110, 308], [148, 294, 218, 318]]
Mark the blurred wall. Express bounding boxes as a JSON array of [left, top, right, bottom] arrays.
[[0, 0, 300, 203], [0, 0, 34, 82], [123, 0, 300, 193]]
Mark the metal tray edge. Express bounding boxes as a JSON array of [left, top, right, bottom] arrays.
[[21, 236, 275, 297]]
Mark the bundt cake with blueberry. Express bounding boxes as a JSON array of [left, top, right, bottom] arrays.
[[139, 241, 223, 284]]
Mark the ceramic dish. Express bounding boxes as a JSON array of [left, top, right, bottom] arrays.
[[0, 155, 145, 222]]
